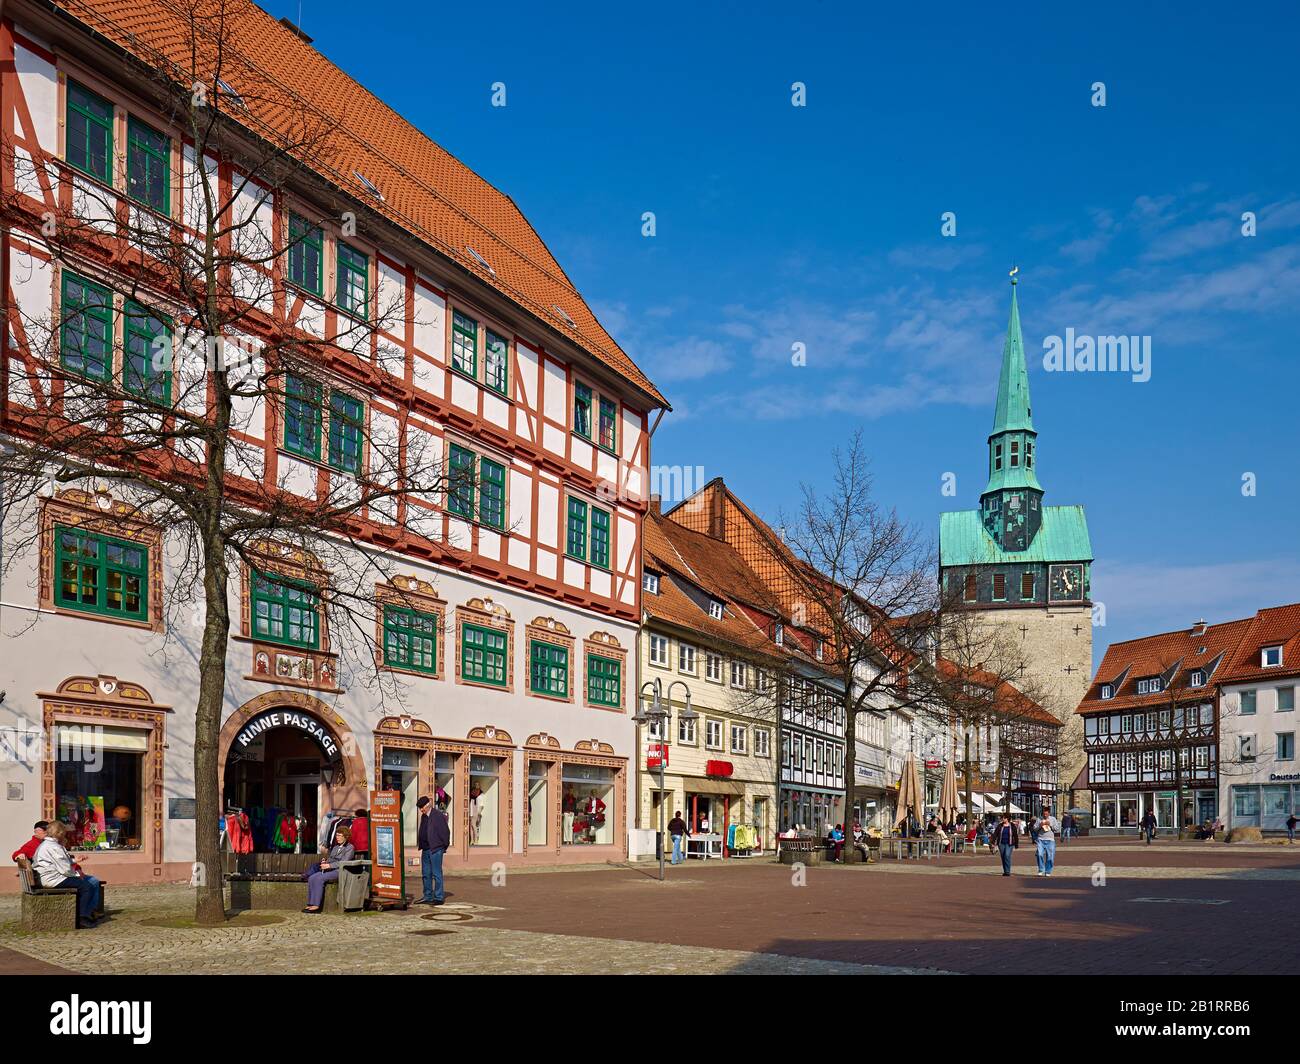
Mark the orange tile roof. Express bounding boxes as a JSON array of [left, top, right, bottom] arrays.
[[935, 657, 1060, 728], [1221, 602, 1300, 684], [49, 0, 667, 407]]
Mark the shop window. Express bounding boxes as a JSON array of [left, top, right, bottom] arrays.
[[561, 763, 614, 845], [379, 747, 421, 851], [530, 640, 570, 698], [251, 569, 320, 649], [587, 654, 621, 708], [336, 241, 369, 317], [527, 762, 549, 846], [60, 272, 113, 382], [288, 212, 324, 295], [461, 622, 508, 687], [55, 525, 148, 622], [382, 605, 438, 675], [66, 80, 113, 183], [435, 752, 456, 844], [54, 724, 147, 850], [126, 116, 169, 214], [468, 755, 501, 846]]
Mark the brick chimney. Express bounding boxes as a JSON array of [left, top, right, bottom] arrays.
[[1191, 618, 1207, 637]]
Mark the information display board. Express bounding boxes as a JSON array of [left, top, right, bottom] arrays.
[[368, 789, 405, 903]]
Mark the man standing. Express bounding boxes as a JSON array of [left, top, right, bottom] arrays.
[[1286, 812, 1297, 844], [667, 810, 689, 865], [994, 813, 1018, 876], [1034, 807, 1060, 877], [1141, 808, 1157, 845], [416, 796, 450, 905]]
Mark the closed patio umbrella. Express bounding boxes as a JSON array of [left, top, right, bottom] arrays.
[[894, 754, 923, 833], [938, 759, 960, 826]]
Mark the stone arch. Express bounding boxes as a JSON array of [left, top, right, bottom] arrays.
[[218, 691, 369, 810]]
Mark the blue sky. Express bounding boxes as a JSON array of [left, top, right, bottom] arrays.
[[272, 0, 1300, 662]]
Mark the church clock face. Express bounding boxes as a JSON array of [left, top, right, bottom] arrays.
[[1049, 563, 1084, 602]]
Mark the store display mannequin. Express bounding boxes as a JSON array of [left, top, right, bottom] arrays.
[[468, 784, 483, 845], [562, 787, 576, 844]]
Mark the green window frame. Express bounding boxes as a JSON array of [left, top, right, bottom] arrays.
[[566, 498, 588, 560], [60, 272, 113, 382], [573, 382, 592, 439], [598, 397, 618, 452], [485, 329, 509, 395], [288, 213, 323, 295], [328, 390, 365, 475], [478, 457, 506, 530], [122, 300, 172, 404], [251, 569, 320, 649], [448, 444, 476, 519], [283, 375, 322, 460], [588, 654, 621, 708], [126, 116, 169, 214], [451, 310, 477, 377], [590, 506, 610, 569], [336, 242, 369, 317], [66, 81, 113, 183], [54, 525, 148, 622], [383, 605, 438, 675], [461, 622, 507, 687], [529, 640, 569, 697]]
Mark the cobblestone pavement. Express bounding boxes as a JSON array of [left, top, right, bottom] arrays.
[[2, 840, 1297, 975]]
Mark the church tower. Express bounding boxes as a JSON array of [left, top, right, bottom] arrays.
[[939, 274, 1094, 801]]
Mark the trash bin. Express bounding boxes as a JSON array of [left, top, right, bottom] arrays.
[[337, 860, 371, 912], [655, 831, 663, 862]]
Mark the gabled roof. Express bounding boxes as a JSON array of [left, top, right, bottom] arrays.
[[47, 0, 666, 407], [1076, 616, 1255, 715], [935, 657, 1061, 728], [939, 505, 1092, 567], [1221, 603, 1300, 685]]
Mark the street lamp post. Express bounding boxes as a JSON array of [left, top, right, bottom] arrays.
[[633, 677, 696, 881]]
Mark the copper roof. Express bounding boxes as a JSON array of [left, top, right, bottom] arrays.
[[48, 0, 666, 406]]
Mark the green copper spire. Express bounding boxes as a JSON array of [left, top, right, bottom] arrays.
[[991, 276, 1034, 437]]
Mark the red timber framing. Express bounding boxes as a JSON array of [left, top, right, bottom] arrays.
[[0, 12, 657, 625]]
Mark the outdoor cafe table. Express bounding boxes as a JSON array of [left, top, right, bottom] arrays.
[[879, 835, 941, 860]]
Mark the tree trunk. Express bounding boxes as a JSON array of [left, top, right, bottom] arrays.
[[193, 542, 232, 925], [842, 697, 863, 862]]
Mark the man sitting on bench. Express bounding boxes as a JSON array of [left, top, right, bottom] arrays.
[[11, 819, 49, 864], [31, 822, 103, 928]]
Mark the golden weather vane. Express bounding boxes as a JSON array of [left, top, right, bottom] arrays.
[[1009, 265, 1019, 285]]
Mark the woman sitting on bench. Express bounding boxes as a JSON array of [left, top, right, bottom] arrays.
[[301, 825, 355, 913], [31, 821, 103, 928]]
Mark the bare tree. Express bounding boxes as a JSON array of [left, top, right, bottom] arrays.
[[1, 2, 458, 922]]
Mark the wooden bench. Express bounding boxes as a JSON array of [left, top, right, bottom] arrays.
[[223, 852, 348, 912], [776, 837, 824, 865], [15, 856, 107, 931]]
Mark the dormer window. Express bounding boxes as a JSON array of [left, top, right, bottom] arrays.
[[1136, 677, 1163, 695], [774, 623, 784, 646], [1100, 684, 1114, 700], [642, 572, 659, 595], [1262, 646, 1283, 668], [708, 600, 724, 620], [1190, 670, 1206, 688]]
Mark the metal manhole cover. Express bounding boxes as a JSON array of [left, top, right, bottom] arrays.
[[420, 911, 476, 922]]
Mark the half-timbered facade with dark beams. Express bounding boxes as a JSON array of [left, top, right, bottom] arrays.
[[0, 0, 667, 885]]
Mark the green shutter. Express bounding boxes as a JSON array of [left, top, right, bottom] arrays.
[[328, 390, 365, 474], [126, 116, 170, 214], [54, 526, 148, 621], [336, 242, 368, 316], [448, 444, 476, 518], [383, 605, 438, 674], [283, 375, 322, 460], [590, 507, 610, 569], [66, 81, 112, 183], [566, 498, 588, 559], [288, 213, 323, 295], [478, 457, 506, 529], [60, 272, 113, 381], [122, 300, 172, 404]]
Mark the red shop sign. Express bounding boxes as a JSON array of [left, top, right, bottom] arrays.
[[647, 743, 669, 769], [705, 760, 734, 777]]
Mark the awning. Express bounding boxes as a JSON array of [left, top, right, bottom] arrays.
[[685, 779, 746, 796]]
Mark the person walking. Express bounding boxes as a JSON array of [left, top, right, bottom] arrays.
[[416, 795, 450, 905], [667, 810, 689, 865], [1287, 813, 1298, 844], [1141, 808, 1157, 845], [994, 813, 1018, 876], [1034, 807, 1060, 877]]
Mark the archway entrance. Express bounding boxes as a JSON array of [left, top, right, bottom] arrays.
[[218, 694, 367, 854]]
